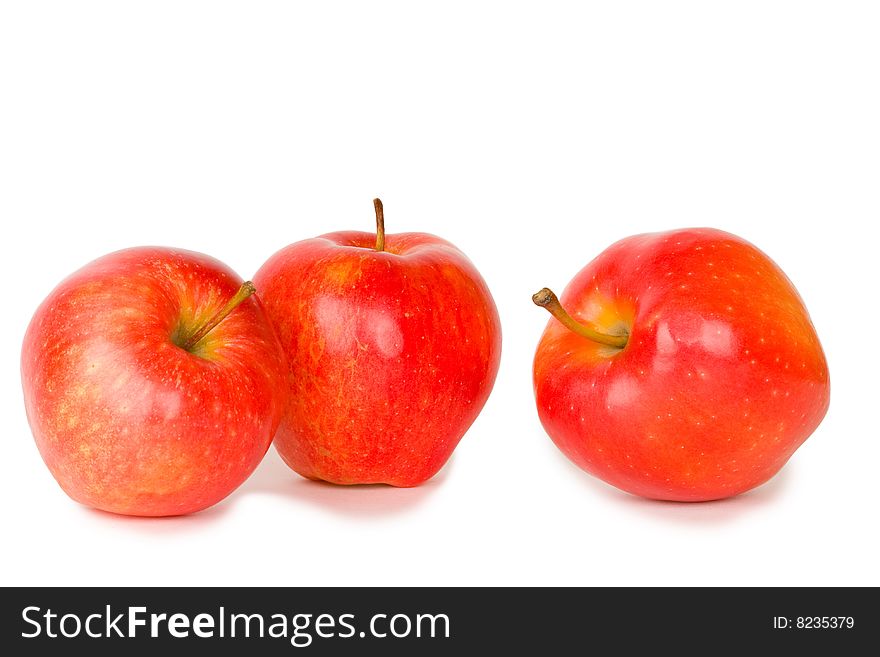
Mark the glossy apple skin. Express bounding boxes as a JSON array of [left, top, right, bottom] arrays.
[[21, 247, 286, 516], [534, 229, 830, 501], [254, 231, 501, 486]]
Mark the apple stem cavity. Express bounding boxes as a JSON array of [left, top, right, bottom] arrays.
[[181, 281, 257, 352], [532, 287, 628, 349], [373, 197, 385, 252]]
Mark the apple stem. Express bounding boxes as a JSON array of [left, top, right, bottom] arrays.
[[532, 288, 628, 349], [181, 281, 257, 351], [374, 198, 385, 252]]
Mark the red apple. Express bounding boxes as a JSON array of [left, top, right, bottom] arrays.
[[21, 247, 286, 516], [253, 199, 501, 486], [532, 228, 830, 501]]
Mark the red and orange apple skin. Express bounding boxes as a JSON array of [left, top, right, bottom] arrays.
[[21, 247, 286, 516], [254, 231, 501, 486], [534, 229, 830, 501]]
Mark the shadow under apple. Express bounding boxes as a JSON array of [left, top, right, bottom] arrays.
[[552, 448, 794, 526], [237, 446, 449, 519], [78, 491, 235, 532], [75, 446, 446, 527]]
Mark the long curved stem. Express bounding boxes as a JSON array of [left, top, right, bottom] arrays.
[[532, 288, 628, 349], [373, 198, 385, 252], [182, 281, 256, 351]]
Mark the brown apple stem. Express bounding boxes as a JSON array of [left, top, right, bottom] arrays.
[[182, 281, 257, 351], [373, 197, 385, 252], [532, 288, 628, 349]]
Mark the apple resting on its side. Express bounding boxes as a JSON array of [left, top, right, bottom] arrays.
[[532, 228, 830, 501], [254, 199, 502, 486], [21, 247, 286, 516]]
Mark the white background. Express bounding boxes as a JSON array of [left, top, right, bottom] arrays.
[[1, 1, 878, 587]]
